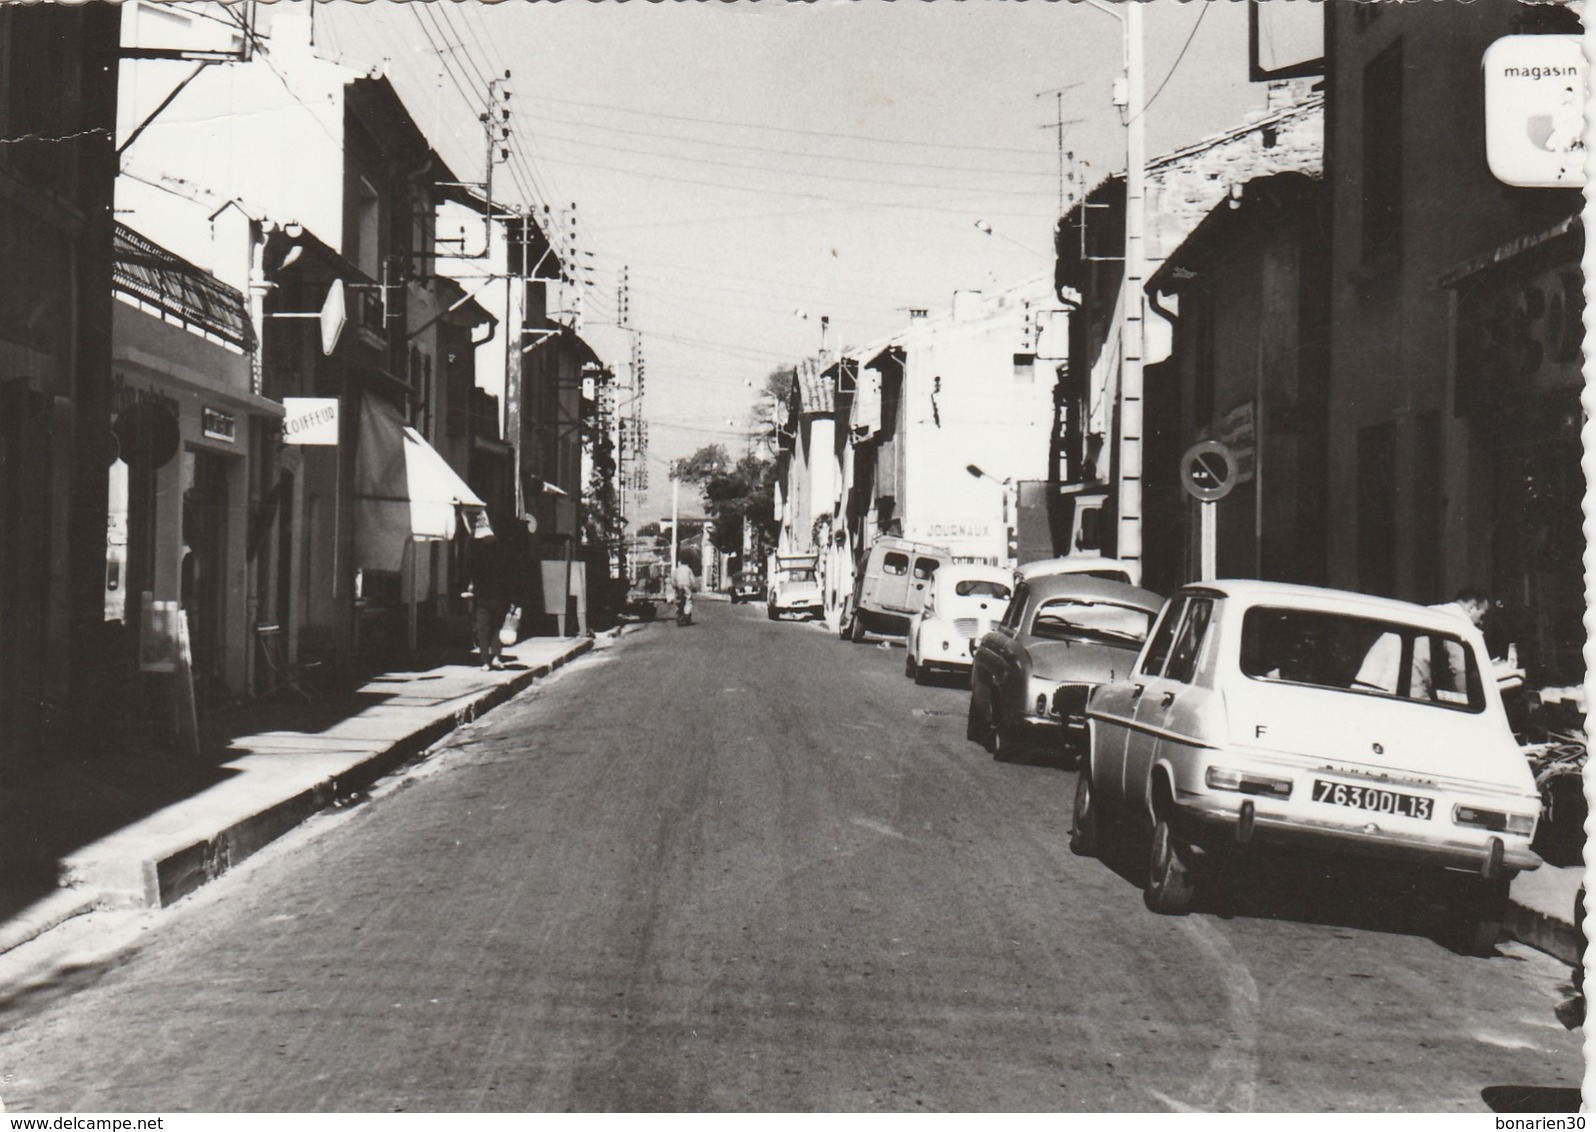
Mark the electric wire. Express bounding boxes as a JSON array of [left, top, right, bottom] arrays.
[[528, 131, 1056, 197], [523, 91, 1061, 157]]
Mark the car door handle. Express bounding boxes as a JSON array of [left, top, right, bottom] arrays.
[[1130, 684, 1144, 699], [1161, 691, 1177, 708]]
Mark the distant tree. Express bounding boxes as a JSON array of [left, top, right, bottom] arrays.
[[675, 444, 731, 486], [763, 365, 795, 404]]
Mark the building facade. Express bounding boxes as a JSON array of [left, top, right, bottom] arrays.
[[1322, 0, 1583, 685], [0, 5, 120, 766]]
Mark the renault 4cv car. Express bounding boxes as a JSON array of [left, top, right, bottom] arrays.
[[1072, 580, 1542, 953], [967, 574, 1162, 759], [904, 563, 1012, 684]]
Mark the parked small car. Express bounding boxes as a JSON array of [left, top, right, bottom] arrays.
[[1017, 556, 1137, 585], [767, 564, 823, 621], [968, 574, 1162, 759], [1073, 580, 1543, 953], [904, 563, 1013, 684], [840, 536, 951, 642], [729, 570, 765, 604]]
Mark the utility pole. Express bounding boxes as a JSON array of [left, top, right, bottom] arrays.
[[669, 460, 680, 574], [1036, 83, 1085, 214], [1118, 2, 1147, 587]]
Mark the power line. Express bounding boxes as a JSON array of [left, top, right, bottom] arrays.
[[1139, 2, 1212, 119], [523, 91, 1061, 157], [528, 131, 1055, 197], [524, 113, 1054, 179], [519, 152, 1056, 220]]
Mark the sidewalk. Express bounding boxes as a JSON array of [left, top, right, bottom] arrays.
[[0, 635, 594, 957], [1508, 862, 1583, 966]]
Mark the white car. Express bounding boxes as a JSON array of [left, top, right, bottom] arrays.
[[1074, 580, 1541, 954], [767, 566, 823, 621], [904, 563, 1013, 684], [1017, 556, 1136, 585]]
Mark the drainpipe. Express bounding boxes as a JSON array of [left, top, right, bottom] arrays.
[[247, 221, 268, 397]]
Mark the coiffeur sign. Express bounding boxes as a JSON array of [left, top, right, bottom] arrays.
[[282, 397, 339, 446]]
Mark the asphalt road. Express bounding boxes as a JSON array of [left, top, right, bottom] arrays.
[[0, 602, 1583, 1112]]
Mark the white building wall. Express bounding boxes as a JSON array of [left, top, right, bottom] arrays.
[[896, 279, 1058, 564], [116, 3, 353, 280]]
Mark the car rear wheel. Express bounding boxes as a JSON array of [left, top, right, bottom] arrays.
[[1069, 768, 1099, 857], [1145, 813, 1197, 915], [965, 695, 991, 747], [767, 604, 777, 621], [849, 613, 866, 643], [1450, 875, 1511, 957], [903, 648, 917, 679]]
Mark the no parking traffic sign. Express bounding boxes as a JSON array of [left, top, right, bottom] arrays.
[[1181, 441, 1238, 503]]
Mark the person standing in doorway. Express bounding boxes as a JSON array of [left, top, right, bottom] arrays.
[[468, 531, 512, 670]]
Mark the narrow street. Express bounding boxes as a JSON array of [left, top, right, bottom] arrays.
[[1, 604, 1581, 1113]]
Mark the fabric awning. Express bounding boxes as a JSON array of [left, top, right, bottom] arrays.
[[355, 396, 489, 572]]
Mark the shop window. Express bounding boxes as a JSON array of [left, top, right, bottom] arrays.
[[105, 458, 129, 623]]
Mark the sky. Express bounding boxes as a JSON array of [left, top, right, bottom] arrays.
[[310, 0, 1321, 520]]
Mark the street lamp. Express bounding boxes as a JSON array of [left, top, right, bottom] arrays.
[[967, 463, 1017, 568], [973, 219, 1047, 260]]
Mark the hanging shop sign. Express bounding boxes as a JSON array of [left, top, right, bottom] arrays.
[[202, 407, 236, 443], [1483, 35, 1587, 189], [282, 397, 340, 445]]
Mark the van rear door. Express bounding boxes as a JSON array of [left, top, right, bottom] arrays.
[[906, 555, 942, 614], [873, 548, 912, 612]]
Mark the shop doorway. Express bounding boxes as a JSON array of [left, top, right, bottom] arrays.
[[183, 449, 232, 710], [1489, 392, 1583, 687]]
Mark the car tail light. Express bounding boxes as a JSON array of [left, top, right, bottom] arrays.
[[1205, 766, 1292, 798], [1453, 805, 1535, 836]]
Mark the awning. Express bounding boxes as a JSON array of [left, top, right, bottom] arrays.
[[355, 396, 489, 572]]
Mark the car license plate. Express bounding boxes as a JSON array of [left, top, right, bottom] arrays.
[[1312, 779, 1433, 820]]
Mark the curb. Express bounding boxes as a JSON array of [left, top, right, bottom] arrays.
[[1507, 900, 1581, 966], [141, 636, 594, 909], [7, 638, 594, 953]]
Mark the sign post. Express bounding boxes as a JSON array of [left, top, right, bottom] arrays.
[[1180, 441, 1237, 582]]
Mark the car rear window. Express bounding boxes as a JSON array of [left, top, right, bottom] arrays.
[[955, 579, 1011, 599], [882, 553, 908, 576], [1240, 606, 1486, 713], [1031, 599, 1153, 646], [1081, 569, 1131, 584]]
